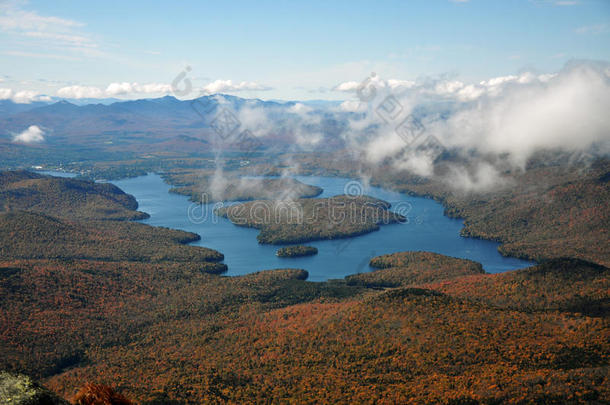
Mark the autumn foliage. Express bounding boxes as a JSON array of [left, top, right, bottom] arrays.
[[0, 170, 608, 404], [379, 157, 610, 267], [72, 383, 133, 405]]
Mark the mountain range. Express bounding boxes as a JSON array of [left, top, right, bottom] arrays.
[[0, 96, 348, 156]]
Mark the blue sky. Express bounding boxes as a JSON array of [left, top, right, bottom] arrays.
[[1, 0, 609, 101]]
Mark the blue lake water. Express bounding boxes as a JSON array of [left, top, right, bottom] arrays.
[[105, 173, 534, 281]]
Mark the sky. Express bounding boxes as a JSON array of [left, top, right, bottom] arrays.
[[0, 0, 609, 102]]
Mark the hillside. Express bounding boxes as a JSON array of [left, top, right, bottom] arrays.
[[0, 170, 148, 220], [30, 254, 607, 404], [346, 251, 485, 287], [383, 158, 610, 267], [2, 244, 607, 403], [424, 258, 609, 316], [0, 211, 223, 265], [0, 170, 229, 380]]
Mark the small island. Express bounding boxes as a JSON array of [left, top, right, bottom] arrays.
[[276, 245, 318, 258]]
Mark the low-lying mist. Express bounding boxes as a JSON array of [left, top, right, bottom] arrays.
[[209, 60, 609, 194]]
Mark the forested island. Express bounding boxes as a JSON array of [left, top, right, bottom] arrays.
[[216, 195, 406, 244], [276, 245, 318, 258], [163, 170, 323, 202]]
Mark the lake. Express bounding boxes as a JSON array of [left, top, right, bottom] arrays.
[[107, 173, 533, 281]]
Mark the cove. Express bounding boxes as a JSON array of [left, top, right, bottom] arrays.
[[108, 173, 534, 282]]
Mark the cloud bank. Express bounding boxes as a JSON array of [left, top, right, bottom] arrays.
[[57, 85, 103, 99], [438, 61, 610, 167], [202, 80, 272, 94], [336, 60, 610, 191], [0, 88, 51, 103], [53, 79, 271, 99], [56, 82, 173, 98]]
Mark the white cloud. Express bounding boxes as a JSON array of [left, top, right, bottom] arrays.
[[0, 2, 98, 56], [0, 88, 50, 103], [202, 79, 271, 94], [23, 31, 96, 48], [339, 100, 366, 112], [333, 81, 361, 92], [13, 90, 50, 103], [334, 76, 417, 96], [387, 79, 415, 90], [288, 103, 312, 114], [455, 84, 485, 101], [12, 125, 45, 143], [444, 162, 509, 193], [57, 85, 103, 99], [0, 88, 12, 99], [105, 82, 134, 96], [2, 50, 79, 61], [538, 73, 557, 82], [575, 23, 610, 35], [336, 72, 564, 106], [0, 7, 83, 32], [440, 61, 610, 167], [364, 131, 406, 164], [236, 106, 272, 137], [138, 83, 172, 93], [54, 82, 173, 98], [416, 72, 559, 101], [479, 75, 518, 87], [434, 80, 464, 95], [211, 94, 230, 105], [394, 152, 435, 177], [340, 60, 610, 192], [105, 82, 172, 96]]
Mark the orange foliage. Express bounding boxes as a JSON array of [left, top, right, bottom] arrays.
[[72, 383, 133, 405]]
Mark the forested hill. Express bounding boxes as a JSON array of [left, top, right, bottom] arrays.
[[0, 170, 148, 220], [0, 170, 224, 265]]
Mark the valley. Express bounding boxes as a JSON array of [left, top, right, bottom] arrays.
[[0, 168, 608, 403]]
